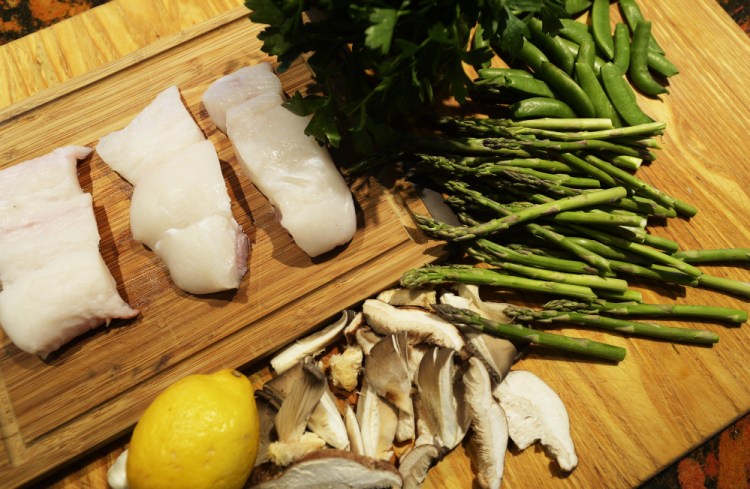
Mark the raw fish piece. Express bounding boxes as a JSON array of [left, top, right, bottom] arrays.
[[0, 147, 138, 358], [0, 146, 90, 228], [130, 140, 248, 294], [96, 86, 248, 294], [226, 97, 356, 257], [204, 63, 356, 257], [95, 85, 204, 185], [201, 62, 284, 133]]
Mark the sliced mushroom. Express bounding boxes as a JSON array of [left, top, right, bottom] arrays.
[[463, 357, 509, 489], [266, 431, 327, 467], [264, 359, 349, 450], [357, 378, 399, 460], [355, 326, 383, 355], [455, 284, 512, 323], [249, 449, 403, 489], [362, 299, 464, 351], [493, 370, 578, 472], [414, 347, 469, 450], [376, 287, 437, 308], [255, 389, 281, 466], [330, 344, 364, 392], [270, 310, 350, 374], [344, 403, 366, 456], [308, 388, 351, 450], [440, 292, 517, 383], [274, 360, 327, 443], [398, 444, 446, 489], [344, 310, 366, 345], [365, 333, 415, 442]]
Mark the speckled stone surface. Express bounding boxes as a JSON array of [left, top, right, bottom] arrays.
[[1, 1, 749, 488]]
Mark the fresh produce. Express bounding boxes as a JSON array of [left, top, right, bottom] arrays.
[[96, 86, 249, 295], [245, 0, 570, 152], [125, 369, 260, 489], [0, 146, 138, 358], [202, 63, 357, 257], [245, 287, 578, 488]]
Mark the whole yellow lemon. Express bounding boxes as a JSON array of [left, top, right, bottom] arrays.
[[126, 369, 260, 489]]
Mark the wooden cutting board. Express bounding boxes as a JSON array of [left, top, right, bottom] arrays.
[[0, 7, 444, 487], [3, 1, 750, 488]]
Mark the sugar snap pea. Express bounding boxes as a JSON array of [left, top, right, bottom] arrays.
[[478, 67, 534, 79], [559, 18, 593, 45], [575, 38, 596, 69], [612, 22, 630, 74], [559, 37, 605, 74], [510, 97, 577, 119], [515, 38, 549, 73], [618, 0, 666, 55], [600, 62, 653, 126], [591, 0, 615, 60], [536, 61, 596, 118], [565, 0, 592, 16], [648, 50, 679, 78], [629, 21, 668, 96], [528, 17, 576, 75], [574, 62, 623, 127], [476, 73, 557, 99]]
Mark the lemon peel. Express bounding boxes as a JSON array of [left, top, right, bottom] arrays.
[[126, 369, 259, 489]]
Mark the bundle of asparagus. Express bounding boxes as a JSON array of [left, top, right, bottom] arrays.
[[363, 117, 749, 361]]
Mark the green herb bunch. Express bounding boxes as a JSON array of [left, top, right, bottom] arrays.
[[245, 0, 568, 154]]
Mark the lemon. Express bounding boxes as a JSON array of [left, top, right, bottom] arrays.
[[126, 369, 260, 489]]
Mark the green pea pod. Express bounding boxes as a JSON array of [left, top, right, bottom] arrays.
[[591, 0, 615, 60], [478, 67, 534, 79], [510, 97, 578, 119], [576, 38, 596, 69], [648, 50, 679, 78], [618, 0, 666, 55], [565, 0, 592, 16], [537, 61, 596, 117], [600, 62, 653, 126], [629, 21, 668, 96], [477, 74, 557, 99], [574, 62, 623, 127], [559, 37, 605, 75], [528, 17, 576, 75], [559, 18, 593, 45], [612, 22, 631, 74], [516, 38, 549, 73]]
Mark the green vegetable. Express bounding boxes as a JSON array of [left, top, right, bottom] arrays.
[[672, 248, 750, 263], [432, 303, 627, 362], [618, 0, 666, 55], [591, 0, 615, 60], [536, 61, 596, 117], [574, 62, 623, 127], [510, 97, 577, 119], [245, 0, 568, 152], [629, 21, 668, 96], [528, 17, 576, 76], [600, 62, 654, 125], [612, 22, 631, 74]]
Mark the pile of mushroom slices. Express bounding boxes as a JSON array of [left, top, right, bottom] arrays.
[[248, 284, 578, 489]]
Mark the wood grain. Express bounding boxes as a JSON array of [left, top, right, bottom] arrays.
[[1, 0, 750, 488]]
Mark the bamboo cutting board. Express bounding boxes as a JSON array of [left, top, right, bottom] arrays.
[[0, 7, 444, 487], [3, 1, 750, 488]]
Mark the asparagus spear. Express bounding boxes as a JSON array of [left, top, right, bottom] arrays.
[[672, 248, 750, 263], [400, 265, 598, 300], [415, 186, 627, 241], [506, 306, 720, 344], [432, 304, 627, 362], [545, 299, 748, 323]]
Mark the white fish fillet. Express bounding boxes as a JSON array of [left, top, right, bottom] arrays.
[[96, 86, 248, 294], [204, 63, 356, 257], [201, 62, 284, 133], [0, 146, 138, 358]]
